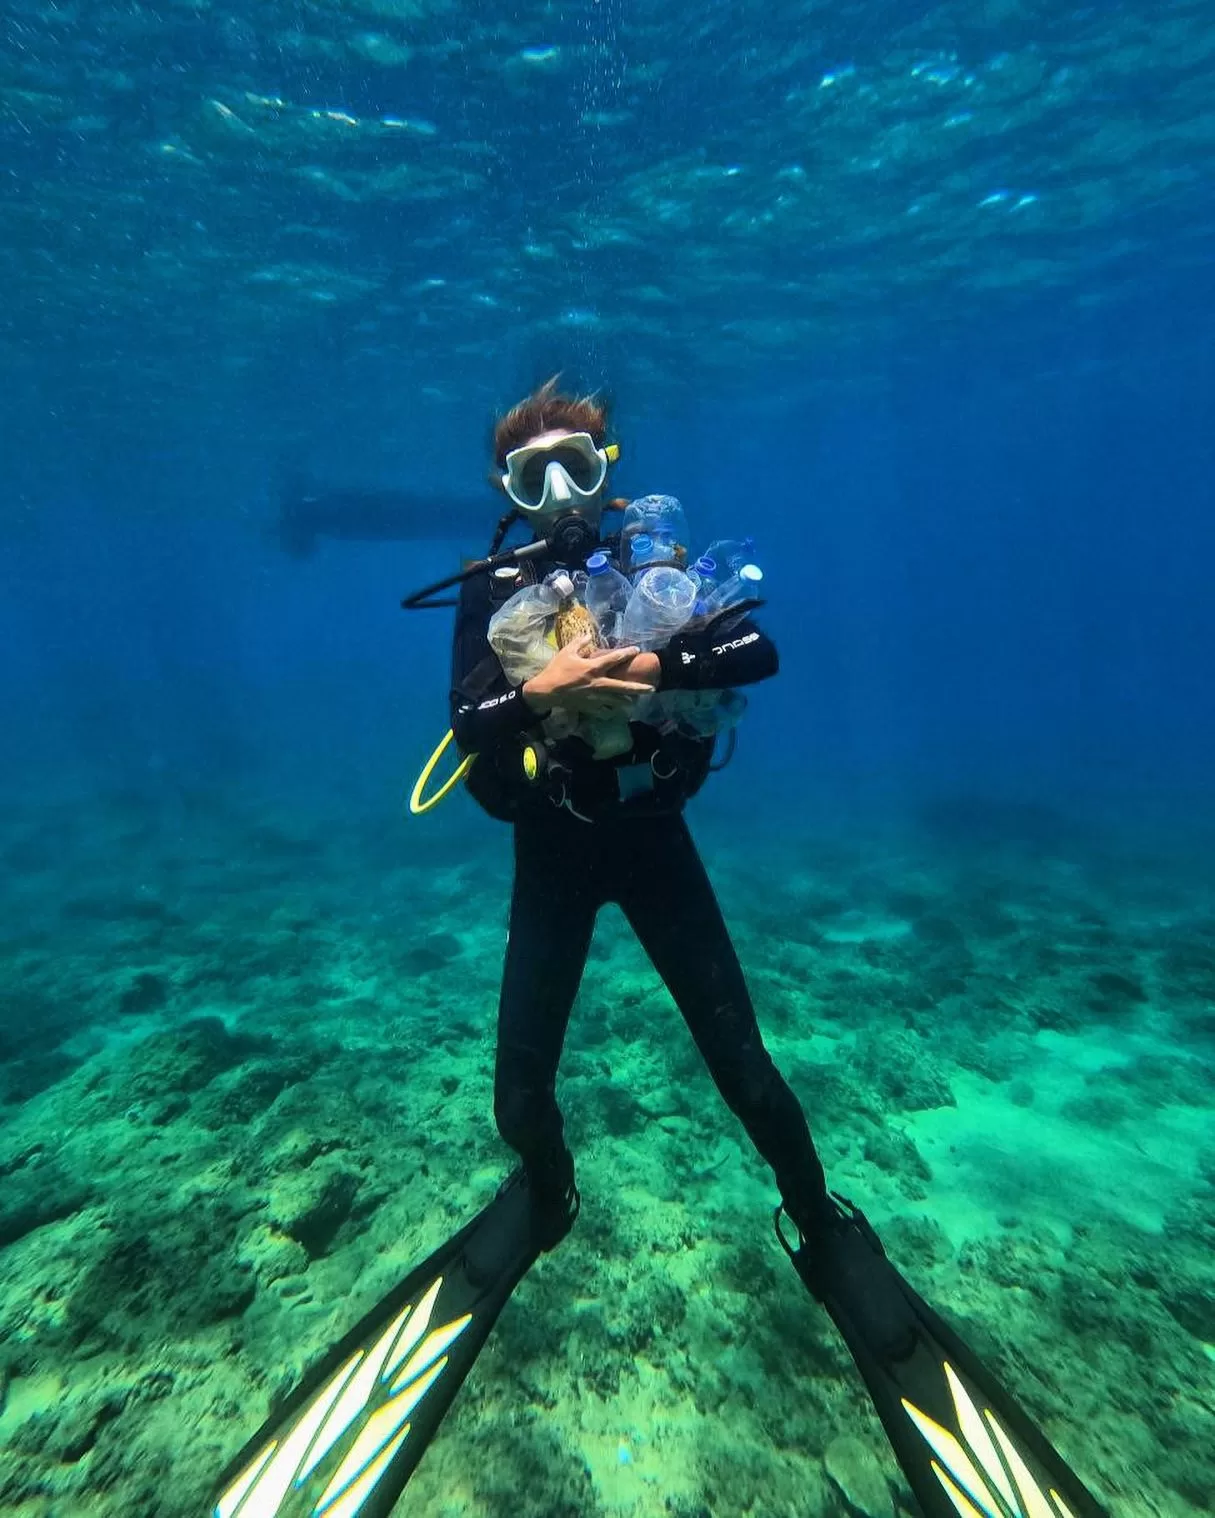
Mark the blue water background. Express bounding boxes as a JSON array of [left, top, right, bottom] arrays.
[[2, 0, 1214, 864], [2, 7, 1215, 1508], [3, 290, 1212, 847]]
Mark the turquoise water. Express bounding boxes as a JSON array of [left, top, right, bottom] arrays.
[[2, 2, 1214, 1515]]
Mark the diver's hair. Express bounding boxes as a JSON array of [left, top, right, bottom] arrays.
[[492, 376, 610, 469]]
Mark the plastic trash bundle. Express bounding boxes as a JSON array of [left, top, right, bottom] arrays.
[[485, 504, 761, 765]]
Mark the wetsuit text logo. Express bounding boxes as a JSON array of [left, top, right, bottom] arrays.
[[711, 631, 759, 657]]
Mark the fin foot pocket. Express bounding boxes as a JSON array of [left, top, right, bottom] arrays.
[[777, 1197, 1111, 1518]]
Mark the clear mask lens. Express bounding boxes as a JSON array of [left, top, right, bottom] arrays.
[[508, 437, 606, 510]]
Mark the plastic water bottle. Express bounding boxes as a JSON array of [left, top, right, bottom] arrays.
[[622, 531, 663, 576], [583, 552, 632, 647], [702, 537, 757, 576], [689, 555, 719, 594], [619, 566, 698, 651], [548, 571, 603, 651], [704, 562, 763, 613], [623, 495, 690, 559]]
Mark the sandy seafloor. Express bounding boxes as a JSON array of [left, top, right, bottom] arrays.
[[0, 784, 1212, 1518]]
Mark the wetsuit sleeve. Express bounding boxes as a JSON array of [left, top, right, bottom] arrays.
[[654, 611, 778, 692], [449, 572, 544, 750]]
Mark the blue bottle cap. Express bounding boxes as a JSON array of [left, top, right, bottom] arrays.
[[630, 533, 654, 555], [586, 552, 609, 574]]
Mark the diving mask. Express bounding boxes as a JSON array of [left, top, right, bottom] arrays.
[[501, 432, 619, 522]]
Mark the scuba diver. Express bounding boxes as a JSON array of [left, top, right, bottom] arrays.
[[213, 382, 1109, 1518]]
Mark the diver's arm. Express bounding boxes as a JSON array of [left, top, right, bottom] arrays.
[[449, 576, 543, 750], [452, 684, 541, 749], [654, 613, 778, 692]]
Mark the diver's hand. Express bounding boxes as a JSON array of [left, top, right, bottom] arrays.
[[523, 635, 656, 716]]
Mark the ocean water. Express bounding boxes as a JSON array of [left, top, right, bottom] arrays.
[[2, 2, 1214, 1515]]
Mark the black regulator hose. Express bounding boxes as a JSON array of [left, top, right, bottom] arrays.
[[400, 505, 620, 611], [399, 538, 550, 611]]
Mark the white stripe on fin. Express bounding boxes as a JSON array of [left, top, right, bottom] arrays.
[[215, 1441, 277, 1518], [300, 1299, 422, 1482], [313, 1425, 412, 1518], [221, 1354, 363, 1518], [313, 1359, 448, 1513]]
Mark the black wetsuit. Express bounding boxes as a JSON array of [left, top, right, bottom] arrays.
[[450, 551, 833, 1238]]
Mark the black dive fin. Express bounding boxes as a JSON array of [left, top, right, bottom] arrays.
[[779, 1199, 1109, 1518], [212, 1173, 562, 1518]]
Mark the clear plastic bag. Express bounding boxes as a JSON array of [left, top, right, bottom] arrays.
[[488, 582, 561, 684], [636, 688, 748, 738]]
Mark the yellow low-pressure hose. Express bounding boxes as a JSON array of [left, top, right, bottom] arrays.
[[409, 729, 474, 815]]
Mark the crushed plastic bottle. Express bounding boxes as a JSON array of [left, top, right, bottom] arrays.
[[621, 494, 690, 571], [701, 537, 757, 576], [619, 565, 698, 651], [704, 562, 763, 614]]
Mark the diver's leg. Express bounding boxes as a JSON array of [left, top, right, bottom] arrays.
[[616, 821, 1108, 1515], [614, 816, 835, 1239], [495, 814, 598, 1244]]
